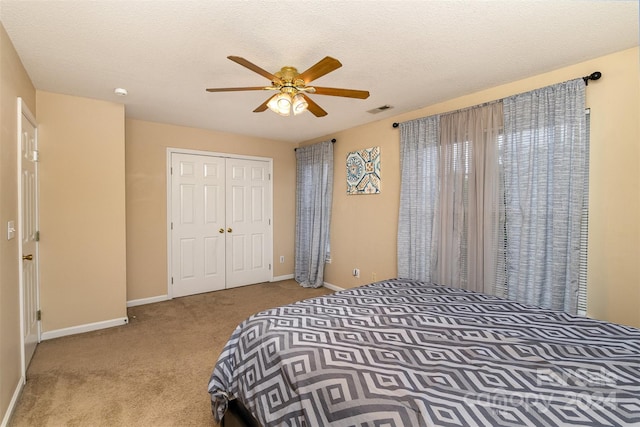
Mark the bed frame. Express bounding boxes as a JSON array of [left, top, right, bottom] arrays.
[[221, 399, 260, 427]]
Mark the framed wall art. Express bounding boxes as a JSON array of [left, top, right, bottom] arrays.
[[346, 146, 380, 194]]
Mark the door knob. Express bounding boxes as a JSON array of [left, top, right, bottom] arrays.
[[219, 228, 224, 233], [227, 228, 232, 233], [22, 254, 33, 261]]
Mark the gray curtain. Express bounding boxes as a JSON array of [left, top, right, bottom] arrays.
[[434, 102, 503, 293], [502, 78, 587, 313], [294, 140, 333, 288], [397, 116, 439, 281]]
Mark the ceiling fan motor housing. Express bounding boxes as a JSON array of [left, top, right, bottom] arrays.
[[274, 67, 307, 94]]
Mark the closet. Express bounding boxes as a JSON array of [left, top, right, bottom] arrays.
[[169, 151, 272, 297]]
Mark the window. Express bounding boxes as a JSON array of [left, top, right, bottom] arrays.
[[399, 79, 588, 314]]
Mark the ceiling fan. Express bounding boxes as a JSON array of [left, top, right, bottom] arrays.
[[206, 56, 370, 117]]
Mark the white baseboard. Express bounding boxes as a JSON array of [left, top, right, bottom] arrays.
[[41, 317, 129, 341], [323, 282, 345, 292], [127, 294, 169, 307], [272, 274, 294, 282], [1, 376, 24, 427]]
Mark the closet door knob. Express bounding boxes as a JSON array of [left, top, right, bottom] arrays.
[[227, 228, 233, 233], [219, 228, 224, 234]]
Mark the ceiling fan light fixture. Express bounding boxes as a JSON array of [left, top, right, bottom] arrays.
[[268, 93, 292, 116], [292, 94, 308, 115]]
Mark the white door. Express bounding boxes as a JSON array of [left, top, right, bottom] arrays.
[[19, 100, 39, 373], [171, 153, 226, 297], [225, 158, 271, 288], [170, 152, 272, 297]]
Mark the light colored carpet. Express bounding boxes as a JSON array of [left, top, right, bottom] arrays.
[[9, 280, 332, 427]]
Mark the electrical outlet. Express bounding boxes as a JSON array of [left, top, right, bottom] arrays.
[[372, 272, 377, 281], [279, 256, 285, 263], [353, 268, 360, 278]]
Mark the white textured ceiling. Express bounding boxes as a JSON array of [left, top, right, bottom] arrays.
[[1, 1, 638, 143]]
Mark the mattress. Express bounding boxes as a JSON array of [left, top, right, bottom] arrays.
[[208, 279, 640, 426]]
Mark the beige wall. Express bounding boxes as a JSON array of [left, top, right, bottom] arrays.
[[0, 22, 36, 424], [584, 48, 639, 329], [37, 91, 127, 332], [306, 47, 640, 328], [125, 119, 296, 301]]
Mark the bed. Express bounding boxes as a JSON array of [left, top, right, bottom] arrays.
[[208, 279, 640, 426]]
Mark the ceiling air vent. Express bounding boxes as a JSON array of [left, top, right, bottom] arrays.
[[367, 105, 394, 114]]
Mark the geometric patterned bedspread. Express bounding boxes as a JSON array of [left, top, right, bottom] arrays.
[[208, 279, 640, 426]]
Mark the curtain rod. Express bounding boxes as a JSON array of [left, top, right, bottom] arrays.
[[294, 138, 336, 151], [392, 71, 602, 128]]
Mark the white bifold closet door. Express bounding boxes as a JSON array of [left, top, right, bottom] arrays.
[[171, 153, 271, 298]]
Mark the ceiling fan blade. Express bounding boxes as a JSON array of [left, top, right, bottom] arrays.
[[298, 57, 342, 84], [301, 94, 327, 117], [253, 94, 277, 112], [227, 56, 282, 84], [310, 87, 370, 99], [206, 86, 268, 92]]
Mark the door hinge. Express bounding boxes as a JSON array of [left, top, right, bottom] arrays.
[[34, 230, 40, 242], [33, 150, 40, 162], [171, 277, 174, 284], [37, 310, 41, 321], [269, 264, 272, 270], [268, 173, 271, 180], [171, 222, 173, 230], [268, 219, 271, 226], [170, 166, 173, 175]]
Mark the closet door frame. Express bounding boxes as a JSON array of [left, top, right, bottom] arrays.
[[166, 148, 273, 298]]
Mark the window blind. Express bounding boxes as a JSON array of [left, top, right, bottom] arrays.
[[577, 110, 590, 315]]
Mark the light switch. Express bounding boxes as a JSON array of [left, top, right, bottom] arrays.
[[7, 220, 15, 240]]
